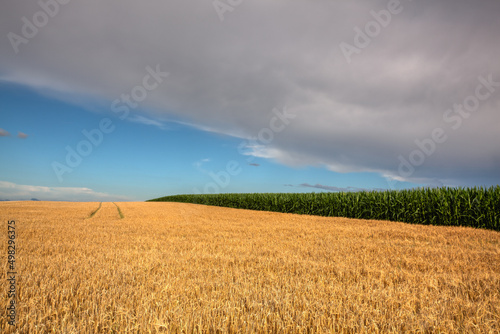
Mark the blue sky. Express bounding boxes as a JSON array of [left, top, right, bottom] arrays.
[[0, 82, 414, 201], [1, 0, 499, 201]]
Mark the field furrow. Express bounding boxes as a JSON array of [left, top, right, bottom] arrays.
[[87, 202, 122, 221]]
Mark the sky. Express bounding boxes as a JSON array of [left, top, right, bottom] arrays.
[[1, 0, 499, 201]]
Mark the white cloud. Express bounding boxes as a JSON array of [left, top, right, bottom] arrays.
[[0, 181, 130, 201], [17, 131, 28, 139], [0, 129, 10, 137], [298, 183, 369, 192], [193, 158, 211, 174], [127, 114, 166, 129]]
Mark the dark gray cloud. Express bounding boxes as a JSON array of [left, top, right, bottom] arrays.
[[1, 0, 499, 186]]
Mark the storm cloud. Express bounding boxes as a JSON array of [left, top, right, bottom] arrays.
[[1, 0, 499, 187]]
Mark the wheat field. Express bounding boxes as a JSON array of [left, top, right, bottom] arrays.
[[1, 201, 499, 333]]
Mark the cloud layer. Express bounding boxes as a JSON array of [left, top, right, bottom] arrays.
[[1, 0, 499, 186], [0, 181, 130, 202]]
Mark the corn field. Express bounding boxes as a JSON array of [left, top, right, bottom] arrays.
[[149, 186, 500, 230]]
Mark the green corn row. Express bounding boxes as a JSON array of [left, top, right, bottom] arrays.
[[148, 186, 500, 231]]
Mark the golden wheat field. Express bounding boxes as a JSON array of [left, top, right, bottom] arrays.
[[1, 201, 499, 333]]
